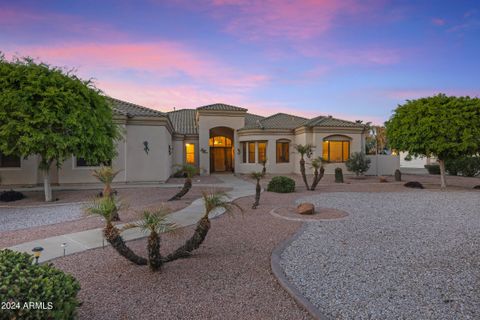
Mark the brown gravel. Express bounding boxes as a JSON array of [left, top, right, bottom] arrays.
[[51, 192, 315, 320], [0, 186, 231, 248]]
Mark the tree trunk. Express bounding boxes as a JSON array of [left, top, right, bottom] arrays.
[[147, 231, 162, 271], [439, 159, 447, 189], [163, 216, 211, 263], [300, 157, 310, 191], [103, 224, 147, 265], [42, 168, 53, 202], [310, 167, 325, 191], [168, 177, 192, 201], [252, 179, 261, 209]]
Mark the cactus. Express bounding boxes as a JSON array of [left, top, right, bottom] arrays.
[[335, 167, 344, 183], [394, 169, 402, 181]]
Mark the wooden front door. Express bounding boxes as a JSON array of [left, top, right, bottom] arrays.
[[210, 147, 233, 172]]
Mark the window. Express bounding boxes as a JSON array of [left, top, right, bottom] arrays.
[[258, 142, 267, 163], [242, 142, 247, 163], [209, 136, 232, 147], [322, 140, 350, 162], [0, 153, 21, 168], [276, 140, 290, 163], [185, 143, 195, 164], [248, 142, 255, 163]]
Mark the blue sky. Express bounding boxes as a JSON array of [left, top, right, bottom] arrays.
[[1, 0, 479, 123]]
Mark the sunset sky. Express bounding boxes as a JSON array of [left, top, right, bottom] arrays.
[[2, 0, 479, 124]]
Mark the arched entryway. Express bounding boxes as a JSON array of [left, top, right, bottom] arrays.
[[209, 127, 234, 173]]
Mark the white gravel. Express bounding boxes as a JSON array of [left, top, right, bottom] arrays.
[[281, 191, 480, 320], [0, 203, 84, 231]]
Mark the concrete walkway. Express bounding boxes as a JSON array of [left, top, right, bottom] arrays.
[[7, 174, 254, 263]]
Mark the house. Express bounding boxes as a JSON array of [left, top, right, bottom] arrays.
[[0, 98, 399, 186]]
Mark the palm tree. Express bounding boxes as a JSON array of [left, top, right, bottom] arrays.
[[92, 166, 121, 221], [164, 190, 241, 262], [309, 157, 325, 191], [86, 196, 147, 265], [168, 164, 198, 201], [123, 207, 177, 271], [260, 159, 267, 175], [250, 171, 264, 209], [295, 144, 313, 191]]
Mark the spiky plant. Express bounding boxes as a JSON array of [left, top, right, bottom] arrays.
[[168, 164, 199, 201], [123, 207, 177, 271], [92, 166, 121, 220], [250, 171, 264, 209], [309, 157, 325, 191], [164, 190, 241, 262], [86, 196, 147, 265], [295, 144, 313, 191]]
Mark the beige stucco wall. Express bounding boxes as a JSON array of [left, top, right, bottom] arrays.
[[0, 156, 39, 185], [197, 113, 245, 175], [365, 155, 400, 176]]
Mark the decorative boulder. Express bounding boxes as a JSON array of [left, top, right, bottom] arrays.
[[404, 181, 424, 189], [379, 176, 388, 183], [297, 203, 315, 215]]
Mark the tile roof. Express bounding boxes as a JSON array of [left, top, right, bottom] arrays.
[[109, 97, 166, 117], [167, 109, 198, 134], [304, 115, 365, 128], [197, 103, 247, 112], [241, 113, 308, 130], [244, 113, 265, 128]]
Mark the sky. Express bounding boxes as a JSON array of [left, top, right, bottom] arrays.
[[1, 0, 479, 124]]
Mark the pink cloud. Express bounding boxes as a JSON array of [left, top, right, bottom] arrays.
[[431, 18, 446, 26], [4, 42, 268, 90]]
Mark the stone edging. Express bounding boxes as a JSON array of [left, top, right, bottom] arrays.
[[271, 223, 329, 320]]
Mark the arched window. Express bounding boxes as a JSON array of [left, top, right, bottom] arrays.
[[322, 136, 351, 162], [209, 136, 232, 147]]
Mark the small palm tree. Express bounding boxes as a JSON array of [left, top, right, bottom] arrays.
[[86, 196, 147, 265], [169, 164, 198, 201], [295, 144, 313, 191], [164, 190, 241, 262], [250, 171, 264, 209], [92, 166, 121, 221], [260, 159, 267, 175], [309, 157, 325, 191], [123, 207, 177, 271]]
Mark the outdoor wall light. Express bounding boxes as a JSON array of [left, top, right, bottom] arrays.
[[143, 141, 150, 154], [237, 148, 240, 155], [61, 243, 67, 257], [201, 148, 207, 154], [168, 145, 172, 155], [32, 246, 44, 264]]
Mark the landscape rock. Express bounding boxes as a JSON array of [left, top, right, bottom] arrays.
[[296, 203, 315, 215]]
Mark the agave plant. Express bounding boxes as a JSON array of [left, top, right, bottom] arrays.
[[168, 164, 199, 201], [123, 207, 177, 271], [92, 166, 121, 220], [164, 190, 241, 262], [309, 157, 325, 191], [294, 144, 313, 191], [250, 171, 264, 209], [86, 196, 147, 265]]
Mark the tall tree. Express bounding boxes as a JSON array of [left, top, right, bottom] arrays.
[[386, 94, 480, 188], [0, 55, 120, 201]]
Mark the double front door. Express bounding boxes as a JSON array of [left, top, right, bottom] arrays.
[[210, 147, 233, 172]]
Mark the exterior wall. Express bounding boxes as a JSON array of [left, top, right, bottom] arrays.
[[197, 113, 245, 175], [399, 151, 436, 168], [365, 155, 400, 176], [0, 156, 39, 185]]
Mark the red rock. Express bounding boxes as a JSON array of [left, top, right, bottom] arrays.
[[297, 203, 315, 215]]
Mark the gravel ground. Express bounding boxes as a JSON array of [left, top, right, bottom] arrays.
[[52, 194, 312, 320], [281, 191, 480, 320]]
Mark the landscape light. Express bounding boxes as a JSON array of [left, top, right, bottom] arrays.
[[32, 246, 44, 264]]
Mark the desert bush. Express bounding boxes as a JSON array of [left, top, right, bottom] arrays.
[[0, 249, 81, 319], [0, 190, 25, 202], [445, 156, 480, 177], [404, 181, 424, 189], [335, 167, 344, 183], [424, 164, 440, 175], [267, 176, 295, 193], [345, 152, 371, 176]]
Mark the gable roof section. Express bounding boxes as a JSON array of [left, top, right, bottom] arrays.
[[244, 113, 265, 129], [167, 109, 198, 135], [197, 103, 247, 112], [304, 115, 365, 128], [241, 113, 308, 130], [109, 97, 166, 117]]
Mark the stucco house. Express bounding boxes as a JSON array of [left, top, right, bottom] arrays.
[[0, 98, 398, 186]]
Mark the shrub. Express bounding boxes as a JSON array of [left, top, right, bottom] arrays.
[[0, 190, 25, 202], [267, 176, 295, 193], [345, 152, 371, 176], [473, 185, 480, 189], [394, 169, 402, 181], [445, 156, 480, 177], [334, 167, 344, 183], [404, 181, 424, 189], [0, 249, 81, 319], [424, 164, 440, 175]]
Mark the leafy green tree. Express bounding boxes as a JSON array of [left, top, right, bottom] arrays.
[[386, 94, 480, 188], [0, 55, 120, 201]]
